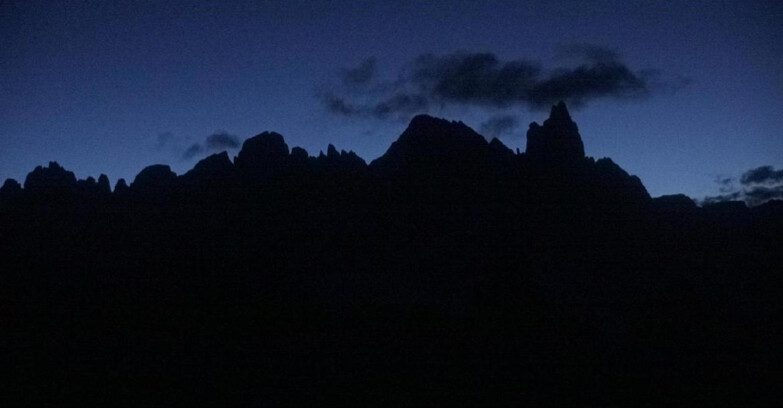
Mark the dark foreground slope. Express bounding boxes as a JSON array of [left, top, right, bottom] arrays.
[[1, 103, 782, 406]]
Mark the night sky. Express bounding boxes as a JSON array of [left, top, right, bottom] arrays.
[[2, 1, 782, 200]]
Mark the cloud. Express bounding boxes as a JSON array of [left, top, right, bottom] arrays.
[[704, 165, 783, 206], [321, 91, 428, 120], [740, 165, 783, 185], [372, 93, 428, 118], [410, 52, 540, 108], [701, 191, 742, 206], [555, 43, 621, 63], [323, 93, 359, 116], [156, 132, 175, 149], [525, 61, 650, 109], [319, 45, 676, 119], [715, 175, 735, 193], [182, 143, 203, 160], [342, 57, 377, 86], [480, 115, 519, 140], [179, 131, 242, 160], [205, 131, 240, 150], [744, 185, 783, 206]]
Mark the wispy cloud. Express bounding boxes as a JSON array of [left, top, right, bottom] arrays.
[[480, 114, 519, 140], [205, 132, 241, 150], [182, 143, 204, 160], [179, 131, 242, 161]]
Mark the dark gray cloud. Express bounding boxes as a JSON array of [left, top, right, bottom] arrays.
[[701, 191, 742, 206], [704, 165, 783, 206], [180, 131, 241, 160], [744, 185, 783, 205], [556, 43, 621, 63], [182, 143, 203, 160], [321, 92, 427, 119], [480, 114, 519, 140], [740, 165, 783, 185], [323, 93, 359, 116], [342, 57, 377, 85], [372, 93, 428, 118], [715, 175, 735, 193], [320, 45, 672, 119], [411, 52, 540, 107], [205, 131, 240, 150], [708, 186, 783, 207], [525, 61, 650, 108]]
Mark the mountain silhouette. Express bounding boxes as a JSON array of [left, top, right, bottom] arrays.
[[526, 100, 585, 165], [369, 114, 490, 176], [234, 131, 290, 181], [131, 164, 178, 190], [23, 161, 78, 192], [180, 151, 236, 187], [1, 102, 781, 406]]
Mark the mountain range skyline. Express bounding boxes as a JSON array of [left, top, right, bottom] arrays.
[[2, 1, 782, 203], [2, 101, 780, 208]]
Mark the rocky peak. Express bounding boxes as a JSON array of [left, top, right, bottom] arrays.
[[0, 179, 22, 202], [1, 178, 22, 194], [399, 115, 486, 146], [316, 144, 367, 173], [327, 144, 340, 159], [369, 114, 488, 173], [290, 146, 310, 163], [488, 138, 514, 157], [76, 176, 97, 190], [593, 157, 651, 204], [180, 152, 235, 186], [549, 100, 573, 124], [23, 161, 78, 192], [97, 174, 111, 194], [234, 131, 290, 180], [131, 164, 177, 191], [197, 152, 233, 176], [526, 101, 585, 165], [114, 178, 129, 195]]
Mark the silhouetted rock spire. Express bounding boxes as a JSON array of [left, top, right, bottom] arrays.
[[114, 178, 129, 194], [526, 101, 585, 165], [317, 144, 367, 172], [97, 174, 111, 194], [327, 144, 340, 159]]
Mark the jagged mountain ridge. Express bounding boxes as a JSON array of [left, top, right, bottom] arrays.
[[0, 102, 650, 209]]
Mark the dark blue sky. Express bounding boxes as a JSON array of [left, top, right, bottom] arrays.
[[2, 1, 782, 199]]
